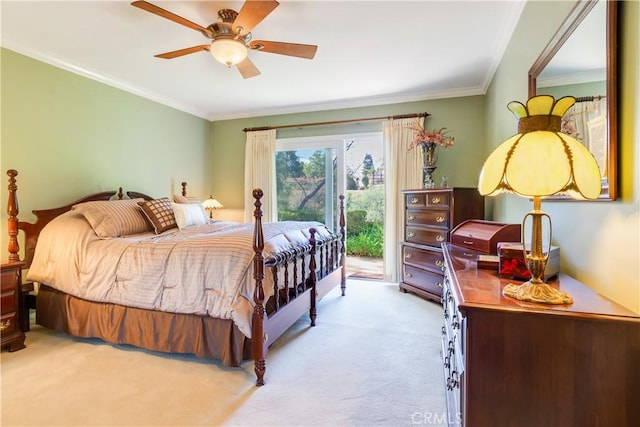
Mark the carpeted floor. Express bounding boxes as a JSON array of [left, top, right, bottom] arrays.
[[1, 280, 447, 427]]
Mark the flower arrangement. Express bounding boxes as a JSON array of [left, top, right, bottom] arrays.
[[409, 126, 455, 149], [561, 115, 580, 140]]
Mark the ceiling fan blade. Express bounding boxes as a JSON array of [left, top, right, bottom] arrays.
[[237, 57, 261, 79], [131, 1, 212, 37], [232, 0, 279, 35], [250, 40, 317, 59], [154, 45, 210, 59]]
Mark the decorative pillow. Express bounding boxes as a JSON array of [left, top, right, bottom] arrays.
[[72, 198, 149, 238], [137, 198, 178, 234], [172, 203, 208, 229]]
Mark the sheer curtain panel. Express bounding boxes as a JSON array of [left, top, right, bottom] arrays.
[[383, 117, 423, 282], [244, 129, 277, 222]]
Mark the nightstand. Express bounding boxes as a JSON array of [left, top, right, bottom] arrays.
[[1, 261, 26, 352]]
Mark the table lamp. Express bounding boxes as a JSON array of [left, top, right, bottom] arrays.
[[202, 196, 223, 219], [478, 95, 601, 304]]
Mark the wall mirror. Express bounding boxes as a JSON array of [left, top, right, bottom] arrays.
[[528, 0, 617, 200]]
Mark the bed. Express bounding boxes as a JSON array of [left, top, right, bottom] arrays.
[[5, 169, 346, 386]]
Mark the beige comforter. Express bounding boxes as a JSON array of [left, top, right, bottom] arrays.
[[27, 210, 331, 337]]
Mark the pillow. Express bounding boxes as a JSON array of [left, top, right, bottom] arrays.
[[172, 194, 200, 204], [72, 199, 149, 238], [172, 194, 208, 220], [172, 203, 208, 229], [137, 198, 178, 234]]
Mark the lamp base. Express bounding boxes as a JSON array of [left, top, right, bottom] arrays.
[[502, 280, 573, 305]]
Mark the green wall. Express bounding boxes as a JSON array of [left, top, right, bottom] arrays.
[[1, 48, 211, 253], [1, 1, 638, 312], [210, 97, 487, 209], [486, 1, 639, 313]]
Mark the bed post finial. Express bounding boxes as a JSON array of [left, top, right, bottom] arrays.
[[7, 169, 20, 262], [181, 182, 187, 197], [251, 188, 267, 386], [308, 228, 317, 326], [339, 194, 346, 296]]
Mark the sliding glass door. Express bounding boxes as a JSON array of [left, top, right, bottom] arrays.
[[275, 137, 345, 230], [276, 133, 385, 280]]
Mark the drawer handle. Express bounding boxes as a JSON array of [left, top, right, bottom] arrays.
[[436, 216, 445, 223], [404, 253, 412, 259], [404, 272, 412, 278], [431, 196, 441, 204], [436, 235, 445, 242], [410, 197, 419, 204], [463, 240, 474, 245], [452, 314, 460, 330], [436, 260, 444, 267], [407, 232, 415, 238], [0, 319, 11, 331], [447, 371, 459, 390], [407, 214, 415, 221], [436, 282, 443, 288]]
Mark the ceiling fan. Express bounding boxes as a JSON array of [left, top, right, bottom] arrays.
[[131, 0, 317, 79]]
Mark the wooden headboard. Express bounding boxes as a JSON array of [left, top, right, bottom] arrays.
[[5, 169, 168, 268]]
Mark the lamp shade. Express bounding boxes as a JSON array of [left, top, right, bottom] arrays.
[[478, 95, 601, 200], [203, 197, 223, 210], [210, 38, 248, 67]]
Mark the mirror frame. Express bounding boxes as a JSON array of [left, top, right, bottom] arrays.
[[528, 0, 617, 201]]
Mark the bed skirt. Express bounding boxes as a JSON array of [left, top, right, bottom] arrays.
[[36, 285, 250, 366]]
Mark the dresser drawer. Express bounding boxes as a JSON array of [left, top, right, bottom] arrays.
[[425, 191, 450, 207], [1, 262, 26, 352], [405, 191, 451, 208], [406, 209, 449, 228], [1, 291, 17, 314], [0, 312, 18, 336], [402, 245, 445, 273], [1, 268, 19, 292], [406, 225, 449, 247], [402, 265, 444, 295]]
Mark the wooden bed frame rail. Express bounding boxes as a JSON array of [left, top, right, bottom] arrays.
[[5, 169, 346, 386]]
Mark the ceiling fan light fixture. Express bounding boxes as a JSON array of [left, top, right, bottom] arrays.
[[210, 38, 248, 67]]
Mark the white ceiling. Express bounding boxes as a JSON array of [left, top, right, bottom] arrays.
[[1, 1, 526, 121]]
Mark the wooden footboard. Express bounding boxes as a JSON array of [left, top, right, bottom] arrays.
[[251, 190, 346, 386]]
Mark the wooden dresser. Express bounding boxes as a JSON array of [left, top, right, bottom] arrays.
[[1, 261, 26, 352], [400, 188, 484, 302], [441, 243, 640, 427]]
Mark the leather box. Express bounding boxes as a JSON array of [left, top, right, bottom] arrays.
[[498, 242, 560, 280], [450, 220, 521, 254]]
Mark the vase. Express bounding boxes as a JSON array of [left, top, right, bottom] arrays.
[[420, 142, 438, 188]]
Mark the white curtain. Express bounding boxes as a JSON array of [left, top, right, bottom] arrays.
[[382, 117, 423, 282], [244, 129, 277, 222], [563, 98, 607, 177]]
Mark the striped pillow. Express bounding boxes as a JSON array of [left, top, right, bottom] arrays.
[[172, 194, 200, 204], [73, 198, 149, 238], [138, 198, 178, 234]]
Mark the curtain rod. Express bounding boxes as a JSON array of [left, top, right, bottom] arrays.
[[575, 95, 606, 102], [242, 112, 430, 132]]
